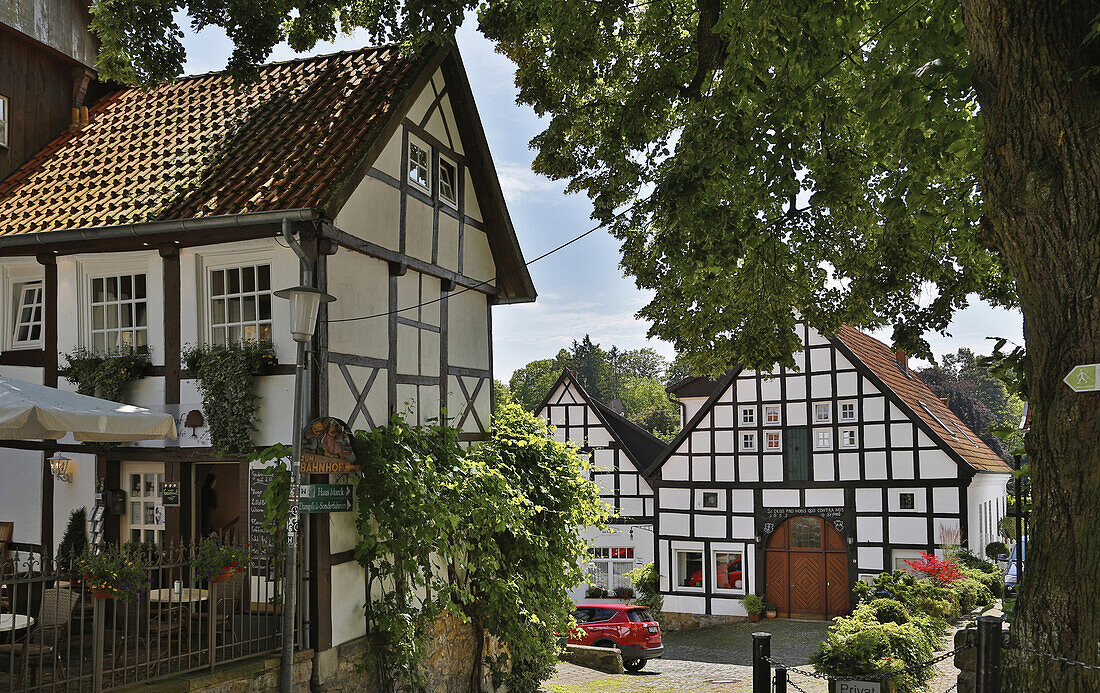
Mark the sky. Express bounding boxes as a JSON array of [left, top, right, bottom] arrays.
[[178, 17, 1023, 380]]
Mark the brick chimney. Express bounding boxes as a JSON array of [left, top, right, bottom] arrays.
[[894, 349, 909, 375]]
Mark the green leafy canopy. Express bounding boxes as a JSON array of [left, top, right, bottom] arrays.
[[92, 0, 1015, 376]]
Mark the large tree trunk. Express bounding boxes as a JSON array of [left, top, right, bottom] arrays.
[[960, 1, 1100, 690]]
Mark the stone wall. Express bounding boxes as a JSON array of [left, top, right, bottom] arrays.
[[661, 611, 747, 631]]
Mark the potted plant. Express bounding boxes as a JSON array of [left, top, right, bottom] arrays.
[[743, 594, 766, 622], [765, 601, 778, 618], [77, 545, 148, 599], [585, 585, 608, 599], [192, 535, 249, 584], [613, 586, 635, 600]]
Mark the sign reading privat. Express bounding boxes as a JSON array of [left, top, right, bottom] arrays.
[[301, 417, 359, 473], [836, 682, 881, 693], [1064, 363, 1099, 392], [161, 481, 180, 506]]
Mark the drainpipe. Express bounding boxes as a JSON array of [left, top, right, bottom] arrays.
[[667, 391, 686, 429], [279, 219, 318, 693]]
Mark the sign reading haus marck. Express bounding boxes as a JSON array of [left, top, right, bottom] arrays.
[[301, 417, 359, 474]]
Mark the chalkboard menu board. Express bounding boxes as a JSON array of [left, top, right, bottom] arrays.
[[248, 468, 276, 571]]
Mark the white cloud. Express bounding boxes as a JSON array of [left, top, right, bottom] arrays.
[[495, 162, 567, 203]]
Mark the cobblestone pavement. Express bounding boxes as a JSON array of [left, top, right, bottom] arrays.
[[543, 608, 994, 693]]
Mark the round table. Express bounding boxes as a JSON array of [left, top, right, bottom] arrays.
[[0, 613, 34, 632], [147, 588, 210, 604]]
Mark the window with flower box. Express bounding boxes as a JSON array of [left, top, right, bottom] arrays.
[[89, 273, 148, 352], [588, 547, 635, 591], [208, 264, 272, 345]]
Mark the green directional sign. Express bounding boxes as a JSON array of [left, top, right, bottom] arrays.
[[298, 484, 354, 513], [1064, 363, 1099, 392]]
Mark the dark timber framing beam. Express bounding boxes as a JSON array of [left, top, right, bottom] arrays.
[[320, 223, 498, 296]]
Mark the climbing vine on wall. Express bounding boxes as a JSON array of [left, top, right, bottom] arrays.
[[59, 346, 150, 401], [182, 340, 277, 456], [257, 404, 610, 693]]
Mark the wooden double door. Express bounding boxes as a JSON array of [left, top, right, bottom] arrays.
[[765, 516, 849, 618]]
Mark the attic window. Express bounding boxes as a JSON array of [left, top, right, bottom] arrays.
[[919, 401, 956, 437], [439, 157, 457, 205], [408, 141, 430, 191], [0, 95, 8, 148]]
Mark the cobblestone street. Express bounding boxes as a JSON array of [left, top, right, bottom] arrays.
[[544, 611, 985, 693]]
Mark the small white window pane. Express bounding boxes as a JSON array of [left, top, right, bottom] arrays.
[[242, 265, 255, 292], [211, 270, 225, 296], [106, 276, 117, 302]]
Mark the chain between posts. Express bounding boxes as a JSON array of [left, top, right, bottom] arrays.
[[1006, 643, 1100, 672], [764, 644, 971, 682]]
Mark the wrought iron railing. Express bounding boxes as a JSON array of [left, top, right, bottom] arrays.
[[0, 537, 304, 692]]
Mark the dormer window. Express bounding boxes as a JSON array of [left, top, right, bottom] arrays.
[[439, 157, 457, 205], [408, 141, 430, 191], [0, 95, 8, 148], [11, 281, 43, 348]]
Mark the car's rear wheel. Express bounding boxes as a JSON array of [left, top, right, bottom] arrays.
[[624, 658, 646, 672], [593, 639, 617, 649]]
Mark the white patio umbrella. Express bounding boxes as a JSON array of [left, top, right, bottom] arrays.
[[0, 376, 177, 442]]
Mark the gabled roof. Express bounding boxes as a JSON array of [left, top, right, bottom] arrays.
[[667, 375, 723, 398], [0, 43, 535, 301], [537, 370, 667, 475], [833, 326, 1010, 473], [649, 325, 1011, 478]]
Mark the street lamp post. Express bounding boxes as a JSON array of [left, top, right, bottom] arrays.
[[274, 285, 334, 693]]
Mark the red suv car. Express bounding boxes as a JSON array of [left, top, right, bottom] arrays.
[[569, 604, 663, 671]]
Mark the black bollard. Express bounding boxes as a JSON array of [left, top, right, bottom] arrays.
[[753, 631, 772, 693], [976, 615, 1003, 693]]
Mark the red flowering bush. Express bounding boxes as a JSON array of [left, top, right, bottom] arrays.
[[903, 553, 965, 586]]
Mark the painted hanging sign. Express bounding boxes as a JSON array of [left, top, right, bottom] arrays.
[[300, 417, 359, 474]]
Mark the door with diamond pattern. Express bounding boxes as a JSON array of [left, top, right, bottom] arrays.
[[765, 516, 849, 618]]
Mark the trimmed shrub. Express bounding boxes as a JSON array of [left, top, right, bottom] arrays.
[[867, 598, 910, 625], [811, 615, 937, 693], [985, 541, 1009, 561]]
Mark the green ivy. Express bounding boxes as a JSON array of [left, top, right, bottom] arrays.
[[256, 404, 609, 693], [59, 346, 150, 401], [182, 340, 277, 457]]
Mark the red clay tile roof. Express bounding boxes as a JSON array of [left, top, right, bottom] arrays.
[[0, 46, 426, 234], [835, 325, 1011, 473]]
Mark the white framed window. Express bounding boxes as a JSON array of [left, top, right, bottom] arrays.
[[589, 547, 635, 591], [815, 429, 832, 450], [714, 550, 745, 592], [408, 140, 430, 191], [764, 405, 781, 425], [839, 427, 858, 448], [438, 157, 457, 205], [814, 402, 832, 423], [10, 280, 43, 348], [765, 431, 782, 451], [89, 273, 148, 353], [208, 264, 272, 345], [839, 401, 857, 422], [702, 492, 719, 508], [739, 406, 756, 426], [0, 95, 8, 149], [675, 550, 704, 590], [740, 431, 757, 451]]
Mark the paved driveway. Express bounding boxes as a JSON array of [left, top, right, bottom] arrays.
[[543, 615, 973, 693]]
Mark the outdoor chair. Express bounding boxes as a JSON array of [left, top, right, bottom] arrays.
[[0, 587, 80, 687], [192, 572, 246, 646]]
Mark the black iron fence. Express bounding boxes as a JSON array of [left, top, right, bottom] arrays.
[[0, 539, 304, 692]]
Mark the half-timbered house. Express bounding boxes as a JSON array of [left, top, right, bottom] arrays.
[[652, 324, 1011, 620], [536, 370, 665, 601], [0, 33, 533, 663]]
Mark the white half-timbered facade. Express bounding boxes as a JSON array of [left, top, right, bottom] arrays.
[[0, 39, 533, 659], [536, 370, 665, 601], [653, 324, 1011, 620]]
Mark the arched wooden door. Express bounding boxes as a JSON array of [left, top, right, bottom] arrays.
[[765, 516, 849, 618]]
